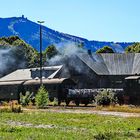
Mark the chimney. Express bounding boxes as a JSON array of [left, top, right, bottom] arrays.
[[88, 50, 92, 55]]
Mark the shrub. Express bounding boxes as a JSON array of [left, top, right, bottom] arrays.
[[10, 100, 22, 113], [35, 86, 49, 108], [20, 91, 35, 106], [95, 90, 118, 106], [20, 91, 31, 106]]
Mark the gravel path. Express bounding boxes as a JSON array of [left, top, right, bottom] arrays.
[[6, 120, 86, 131], [24, 108, 140, 118], [7, 120, 56, 129]]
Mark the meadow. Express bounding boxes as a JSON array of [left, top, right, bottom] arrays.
[[0, 110, 140, 140]]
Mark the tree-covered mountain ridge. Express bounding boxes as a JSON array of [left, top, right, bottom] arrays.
[[0, 16, 134, 52]]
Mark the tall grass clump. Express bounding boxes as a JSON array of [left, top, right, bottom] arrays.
[[0, 101, 22, 113], [35, 86, 49, 109], [10, 100, 22, 113]]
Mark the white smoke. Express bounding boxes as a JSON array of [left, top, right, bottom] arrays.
[[48, 42, 89, 77], [0, 47, 25, 77], [0, 48, 15, 73]]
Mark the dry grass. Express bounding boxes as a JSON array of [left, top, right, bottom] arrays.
[[0, 101, 22, 113], [96, 105, 140, 113], [1, 100, 140, 113]]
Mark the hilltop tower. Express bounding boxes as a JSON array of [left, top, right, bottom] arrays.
[[22, 15, 24, 18]]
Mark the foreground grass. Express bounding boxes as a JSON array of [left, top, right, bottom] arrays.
[[0, 110, 140, 140]]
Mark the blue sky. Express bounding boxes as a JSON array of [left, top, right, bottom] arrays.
[[1, 0, 140, 42]]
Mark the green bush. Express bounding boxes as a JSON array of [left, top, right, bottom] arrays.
[[20, 91, 31, 106], [35, 86, 49, 108], [95, 90, 118, 106]]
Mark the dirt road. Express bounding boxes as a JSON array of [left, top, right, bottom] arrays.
[[24, 108, 140, 118]]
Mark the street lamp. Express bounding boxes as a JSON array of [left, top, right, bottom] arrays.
[[37, 21, 45, 86]]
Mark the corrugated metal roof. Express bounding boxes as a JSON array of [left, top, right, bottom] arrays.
[[77, 53, 140, 75], [101, 53, 135, 75], [78, 53, 109, 75], [0, 69, 32, 82], [0, 65, 63, 82]]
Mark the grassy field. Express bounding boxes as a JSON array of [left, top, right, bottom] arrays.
[[0, 110, 140, 140]]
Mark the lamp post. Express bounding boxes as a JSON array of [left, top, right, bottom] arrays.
[[37, 21, 44, 86]]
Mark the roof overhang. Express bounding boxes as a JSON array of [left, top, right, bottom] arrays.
[[125, 76, 140, 80], [0, 80, 24, 86], [23, 78, 75, 85]]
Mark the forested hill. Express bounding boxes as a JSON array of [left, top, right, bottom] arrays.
[[0, 16, 134, 52]]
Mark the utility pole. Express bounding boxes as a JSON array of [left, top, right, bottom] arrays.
[[37, 21, 44, 86]]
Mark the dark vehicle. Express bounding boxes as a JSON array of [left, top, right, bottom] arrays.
[[65, 89, 98, 106]]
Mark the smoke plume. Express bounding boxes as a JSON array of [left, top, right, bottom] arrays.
[[0, 47, 25, 77], [47, 42, 89, 77], [0, 48, 14, 75]]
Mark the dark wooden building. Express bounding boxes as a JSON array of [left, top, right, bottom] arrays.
[[0, 53, 140, 103], [74, 53, 140, 89]]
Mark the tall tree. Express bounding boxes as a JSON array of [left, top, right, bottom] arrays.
[[96, 46, 114, 53], [125, 43, 140, 53], [44, 45, 58, 59]]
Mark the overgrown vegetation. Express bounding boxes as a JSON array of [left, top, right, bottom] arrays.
[[35, 86, 49, 108], [95, 90, 118, 106]]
